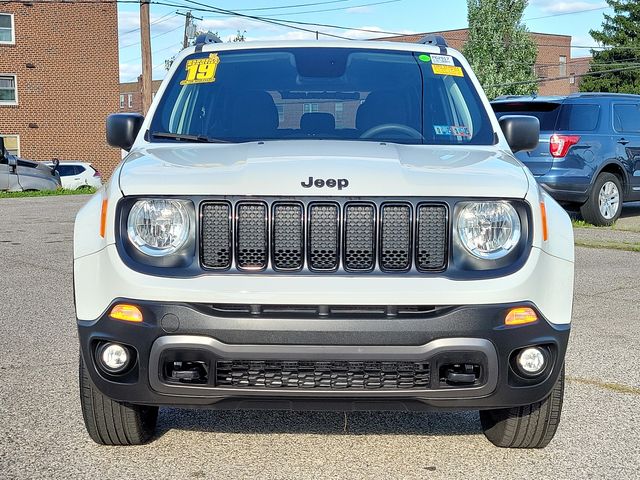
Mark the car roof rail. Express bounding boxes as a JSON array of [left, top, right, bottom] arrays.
[[194, 32, 223, 51]]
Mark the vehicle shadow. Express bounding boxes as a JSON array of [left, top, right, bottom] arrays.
[[155, 408, 482, 437], [619, 201, 640, 219]]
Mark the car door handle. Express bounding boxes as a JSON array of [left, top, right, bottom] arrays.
[[618, 138, 629, 145]]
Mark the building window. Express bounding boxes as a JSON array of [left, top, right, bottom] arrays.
[[303, 103, 319, 113], [119, 94, 125, 108], [128, 94, 133, 108], [0, 74, 17, 105], [559, 55, 567, 76], [534, 65, 548, 78], [0, 134, 19, 156], [569, 74, 575, 85], [0, 13, 14, 45]]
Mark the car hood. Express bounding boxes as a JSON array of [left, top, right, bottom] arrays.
[[119, 141, 530, 197]]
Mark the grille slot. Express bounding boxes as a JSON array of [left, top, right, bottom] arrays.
[[236, 202, 268, 270], [215, 360, 431, 390], [380, 204, 412, 270], [344, 203, 375, 271], [308, 203, 339, 270], [201, 202, 232, 269], [416, 204, 448, 271], [272, 203, 304, 270]]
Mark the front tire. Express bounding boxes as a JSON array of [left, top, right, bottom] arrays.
[[79, 354, 158, 445], [580, 172, 623, 226], [479, 366, 564, 449]]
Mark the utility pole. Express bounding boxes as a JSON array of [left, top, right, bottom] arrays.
[[140, 0, 153, 115], [182, 11, 192, 49], [177, 11, 202, 49]]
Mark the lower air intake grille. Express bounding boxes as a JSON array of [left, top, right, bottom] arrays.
[[201, 202, 232, 269], [380, 204, 411, 270], [416, 204, 448, 270], [215, 360, 431, 390], [308, 203, 339, 270], [236, 203, 267, 270]]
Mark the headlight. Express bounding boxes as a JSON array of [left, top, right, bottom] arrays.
[[127, 199, 190, 256], [457, 201, 521, 260]]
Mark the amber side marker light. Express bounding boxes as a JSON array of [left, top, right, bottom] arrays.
[[540, 201, 548, 241], [109, 304, 143, 323], [505, 307, 538, 326], [99, 198, 108, 238]]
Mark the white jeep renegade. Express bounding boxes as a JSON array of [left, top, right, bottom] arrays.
[[74, 35, 574, 448]]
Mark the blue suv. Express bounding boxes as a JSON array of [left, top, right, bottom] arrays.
[[492, 93, 640, 226]]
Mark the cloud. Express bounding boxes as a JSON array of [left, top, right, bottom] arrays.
[[118, 10, 183, 39], [345, 6, 373, 14], [529, 0, 607, 14], [119, 62, 141, 82]]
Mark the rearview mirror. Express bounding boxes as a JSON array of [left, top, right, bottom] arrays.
[[106, 113, 144, 151], [498, 115, 540, 153]]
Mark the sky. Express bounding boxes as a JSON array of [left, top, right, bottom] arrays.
[[117, 0, 613, 83]]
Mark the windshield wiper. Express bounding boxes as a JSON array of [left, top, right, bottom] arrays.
[[150, 131, 229, 143]]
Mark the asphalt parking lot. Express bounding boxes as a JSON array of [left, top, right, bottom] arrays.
[[1, 196, 639, 479]]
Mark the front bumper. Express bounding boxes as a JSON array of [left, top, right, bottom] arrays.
[[78, 301, 570, 411]]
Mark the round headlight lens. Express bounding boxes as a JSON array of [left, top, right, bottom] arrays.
[[457, 201, 521, 259], [127, 199, 190, 256]]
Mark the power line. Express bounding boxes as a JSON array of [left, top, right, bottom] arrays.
[[174, 0, 353, 39], [119, 10, 177, 37], [120, 22, 184, 49], [227, 0, 350, 12], [486, 64, 640, 88], [201, 0, 400, 19], [524, 5, 609, 21]]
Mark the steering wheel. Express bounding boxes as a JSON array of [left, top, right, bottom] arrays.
[[360, 123, 424, 140]]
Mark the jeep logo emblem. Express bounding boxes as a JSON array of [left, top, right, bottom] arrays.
[[301, 176, 349, 190]]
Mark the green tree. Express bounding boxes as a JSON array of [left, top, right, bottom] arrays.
[[580, 0, 640, 93], [463, 0, 538, 99]]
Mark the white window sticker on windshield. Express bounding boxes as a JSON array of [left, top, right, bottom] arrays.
[[430, 54, 455, 66], [434, 125, 471, 137]]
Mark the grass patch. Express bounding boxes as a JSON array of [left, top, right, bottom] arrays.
[[575, 239, 640, 253], [0, 187, 97, 198], [571, 219, 597, 229]]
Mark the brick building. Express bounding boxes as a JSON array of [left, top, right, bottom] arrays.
[[119, 78, 162, 114], [377, 29, 591, 96], [0, 1, 120, 177]]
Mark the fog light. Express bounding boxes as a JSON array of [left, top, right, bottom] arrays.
[[516, 347, 546, 375], [99, 343, 130, 373]]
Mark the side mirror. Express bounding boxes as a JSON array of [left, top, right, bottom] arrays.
[[498, 115, 540, 153], [7, 154, 17, 173], [0, 136, 5, 160], [106, 113, 144, 151]]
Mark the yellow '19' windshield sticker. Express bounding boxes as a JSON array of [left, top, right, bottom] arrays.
[[432, 64, 464, 77], [180, 53, 220, 85]]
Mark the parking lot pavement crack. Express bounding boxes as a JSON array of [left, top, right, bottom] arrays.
[[567, 376, 640, 396]]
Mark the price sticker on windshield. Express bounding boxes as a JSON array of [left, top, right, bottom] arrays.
[[181, 53, 220, 85], [432, 64, 464, 77]]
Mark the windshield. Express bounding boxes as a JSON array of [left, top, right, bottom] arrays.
[[149, 47, 494, 146]]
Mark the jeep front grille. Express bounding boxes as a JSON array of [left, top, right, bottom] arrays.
[[200, 198, 448, 273], [215, 360, 431, 390]]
